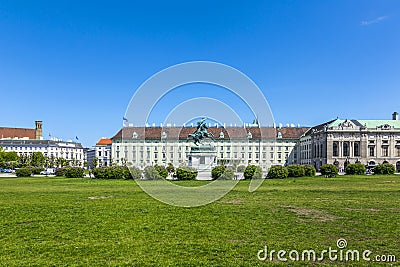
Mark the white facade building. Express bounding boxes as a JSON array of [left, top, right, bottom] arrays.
[[111, 126, 308, 170], [95, 138, 112, 166], [299, 112, 400, 171], [0, 139, 85, 166]]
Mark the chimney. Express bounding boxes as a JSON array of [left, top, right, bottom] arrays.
[[35, 121, 43, 140], [392, 112, 398, 120]]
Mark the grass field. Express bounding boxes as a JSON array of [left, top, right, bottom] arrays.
[[0, 175, 399, 266]]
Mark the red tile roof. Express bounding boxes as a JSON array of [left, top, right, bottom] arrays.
[[112, 127, 309, 141], [0, 127, 36, 139], [96, 138, 112, 145]]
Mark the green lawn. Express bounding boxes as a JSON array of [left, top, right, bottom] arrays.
[[0, 175, 399, 266]]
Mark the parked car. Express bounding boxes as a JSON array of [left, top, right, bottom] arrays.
[[40, 168, 55, 175], [1, 168, 13, 173]]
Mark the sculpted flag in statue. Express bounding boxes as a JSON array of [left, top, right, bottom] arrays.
[[187, 118, 216, 145]]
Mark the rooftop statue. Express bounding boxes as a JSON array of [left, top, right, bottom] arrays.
[[187, 118, 215, 146]]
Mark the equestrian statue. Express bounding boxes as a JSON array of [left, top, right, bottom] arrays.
[[187, 118, 216, 146]]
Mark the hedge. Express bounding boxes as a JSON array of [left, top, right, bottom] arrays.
[[345, 163, 366, 175], [236, 165, 246, 173], [64, 167, 85, 178], [143, 166, 163, 180], [176, 167, 198, 180], [320, 164, 338, 177], [15, 168, 33, 177], [129, 166, 142, 180], [154, 165, 168, 179], [211, 165, 226, 179], [266, 165, 288, 179], [244, 165, 263, 180], [373, 164, 395, 175], [16, 167, 45, 177], [92, 166, 133, 179], [303, 165, 316, 177], [287, 165, 305, 178]]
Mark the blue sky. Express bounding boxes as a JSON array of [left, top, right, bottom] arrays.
[[0, 0, 399, 147]]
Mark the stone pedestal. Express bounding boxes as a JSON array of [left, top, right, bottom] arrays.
[[187, 144, 216, 180]]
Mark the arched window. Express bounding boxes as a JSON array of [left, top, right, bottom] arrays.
[[132, 132, 138, 139], [333, 142, 338, 157], [219, 132, 224, 138], [320, 144, 323, 157], [354, 142, 360, 157], [343, 142, 349, 157]]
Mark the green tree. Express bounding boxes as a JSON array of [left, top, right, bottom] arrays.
[[3, 151, 18, 162], [31, 152, 46, 167], [92, 157, 98, 169]]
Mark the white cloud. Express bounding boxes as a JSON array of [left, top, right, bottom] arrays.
[[361, 16, 389, 26]]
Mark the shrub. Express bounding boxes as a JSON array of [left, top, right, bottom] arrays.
[[15, 167, 33, 177], [211, 165, 226, 179], [303, 165, 316, 177], [16, 167, 44, 176], [143, 166, 163, 180], [176, 167, 198, 180], [212, 165, 234, 180], [244, 165, 263, 180], [154, 165, 168, 179], [320, 164, 338, 178], [373, 163, 395, 175], [266, 165, 288, 179], [236, 165, 246, 173], [221, 166, 234, 180], [55, 167, 66, 177], [345, 163, 366, 175], [166, 163, 175, 174], [92, 166, 133, 179], [129, 166, 142, 180], [63, 167, 85, 178], [31, 167, 44, 175], [287, 165, 305, 178]]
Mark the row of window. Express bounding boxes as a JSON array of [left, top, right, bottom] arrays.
[[116, 151, 290, 160], [4, 146, 81, 152], [332, 142, 361, 157], [115, 145, 291, 152], [15, 152, 83, 160]]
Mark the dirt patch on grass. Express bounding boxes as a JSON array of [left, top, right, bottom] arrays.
[[284, 206, 339, 222], [224, 199, 243, 205], [88, 196, 113, 200], [345, 208, 380, 212]]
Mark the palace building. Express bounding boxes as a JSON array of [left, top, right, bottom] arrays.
[[300, 112, 400, 172], [111, 126, 308, 170]]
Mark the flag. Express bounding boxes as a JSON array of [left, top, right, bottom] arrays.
[[48, 133, 51, 137], [75, 136, 79, 140], [123, 117, 128, 122]]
